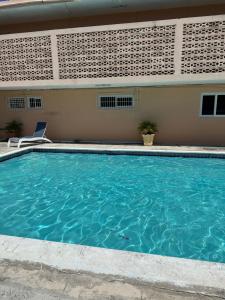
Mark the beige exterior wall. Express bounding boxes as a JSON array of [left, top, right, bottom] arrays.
[[1, 85, 225, 146], [1, 3, 225, 34]]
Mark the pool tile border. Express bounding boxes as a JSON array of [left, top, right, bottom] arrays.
[[34, 147, 225, 158], [2, 145, 225, 162], [0, 147, 32, 162]]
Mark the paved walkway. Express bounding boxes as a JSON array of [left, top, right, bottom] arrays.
[[0, 261, 223, 300], [2, 141, 225, 156], [0, 142, 13, 155]]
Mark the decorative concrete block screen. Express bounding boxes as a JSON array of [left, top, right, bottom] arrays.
[[0, 15, 225, 88], [181, 20, 225, 74], [0, 35, 53, 82], [57, 25, 176, 79]]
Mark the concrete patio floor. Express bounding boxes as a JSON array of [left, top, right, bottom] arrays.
[[2, 141, 225, 155], [0, 142, 225, 300], [0, 260, 223, 300]]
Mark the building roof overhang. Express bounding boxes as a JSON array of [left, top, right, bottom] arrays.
[[0, 0, 225, 25]]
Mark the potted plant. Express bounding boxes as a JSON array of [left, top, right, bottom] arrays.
[[138, 121, 157, 146], [5, 120, 23, 138]]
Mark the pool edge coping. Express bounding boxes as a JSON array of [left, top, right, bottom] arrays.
[[0, 145, 225, 296], [0, 234, 224, 297], [2, 145, 225, 160]]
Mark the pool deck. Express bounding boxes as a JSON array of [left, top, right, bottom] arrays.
[[0, 142, 225, 300], [2, 141, 225, 155]]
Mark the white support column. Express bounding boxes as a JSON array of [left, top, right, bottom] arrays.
[[50, 33, 60, 81], [174, 21, 183, 76]]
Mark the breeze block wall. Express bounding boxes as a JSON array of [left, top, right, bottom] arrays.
[[1, 15, 225, 146], [56, 25, 176, 79], [0, 35, 53, 82], [1, 15, 225, 89]]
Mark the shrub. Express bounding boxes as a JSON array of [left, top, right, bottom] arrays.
[[138, 121, 157, 135]]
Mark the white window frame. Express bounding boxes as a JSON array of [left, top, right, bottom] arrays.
[[97, 94, 135, 110], [27, 96, 43, 110], [200, 93, 225, 117], [8, 97, 25, 110]]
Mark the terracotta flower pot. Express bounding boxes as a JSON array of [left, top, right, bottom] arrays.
[[142, 134, 155, 146]]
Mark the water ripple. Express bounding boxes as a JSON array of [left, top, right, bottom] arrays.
[[0, 152, 225, 263]]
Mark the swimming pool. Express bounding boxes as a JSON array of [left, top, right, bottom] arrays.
[[0, 151, 225, 263]]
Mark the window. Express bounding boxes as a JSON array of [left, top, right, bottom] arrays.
[[98, 95, 134, 109], [100, 96, 116, 108], [201, 94, 225, 116], [8, 97, 25, 109], [201, 95, 215, 115], [28, 96, 43, 109], [216, 95, 225, 115]]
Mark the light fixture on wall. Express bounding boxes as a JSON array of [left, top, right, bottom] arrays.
[[95, 84, 112, 87]]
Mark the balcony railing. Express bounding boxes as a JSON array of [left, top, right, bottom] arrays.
[[0, 14, 225, 89]]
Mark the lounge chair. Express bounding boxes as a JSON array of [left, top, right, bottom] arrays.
[[7, 121, 52, 148]]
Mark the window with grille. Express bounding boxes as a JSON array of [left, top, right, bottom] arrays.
[[201, 94, 225, 116], [98, 95, 134, 109], [8, 97, 25, 109], [28, 97, 43, 109]]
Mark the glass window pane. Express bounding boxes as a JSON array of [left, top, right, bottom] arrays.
[[100, 97, 116, 108], [216, 95, 225, 115], [202, 95, 215, 115], [117, 97, 133, 107], [9, 98, 25, 109], [28, 97, 42, 109]]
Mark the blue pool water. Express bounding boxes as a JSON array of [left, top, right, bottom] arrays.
[[0, 152, 225, 263]]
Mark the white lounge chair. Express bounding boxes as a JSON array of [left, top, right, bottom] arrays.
[[8, 121, 52, 148]]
